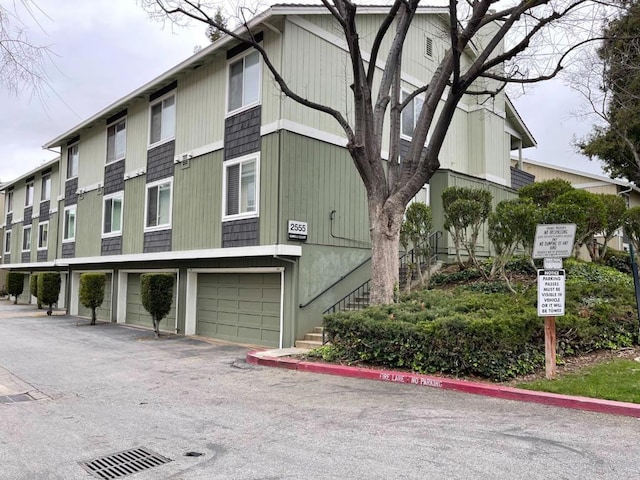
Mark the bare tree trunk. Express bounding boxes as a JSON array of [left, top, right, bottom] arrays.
[[91, 308, 96, 325], [369, 202, 403, 305], [153, 317, 160, 339]]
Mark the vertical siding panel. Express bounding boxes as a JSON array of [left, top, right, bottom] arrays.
[[78, 128, 106, 186], [75, 191, 102, 257], [172, 151, 222, 250], [122, 177, 145, 254], [125, 99, 149, 172]]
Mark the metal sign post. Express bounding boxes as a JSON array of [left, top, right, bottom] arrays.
[[533, 224, 575, 380]]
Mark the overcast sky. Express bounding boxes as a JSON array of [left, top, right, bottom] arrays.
[[0, 0, 608, 183]]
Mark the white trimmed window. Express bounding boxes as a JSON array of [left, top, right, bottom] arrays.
[[401, 90, 425, 139], [4, 230, 11, 254], [107, 119, 126, 163], [22, 225, 31, 252], [145, 179, 172, 231], [63, 206, 76, 242], [223, 154, 259, 220], [67, 143, 79, 179], [41, 173, 51, 201], [149, 94, 176, 146], [38, 221, 49, 250], [227, 50, 260, 113], [103, 192, 123, 237], [5, 191, 13, 214], [25, 181, 34, 207]]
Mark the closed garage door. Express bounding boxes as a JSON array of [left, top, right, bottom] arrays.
[[196, 273, 281, 347], [77, 273, 112, 321], [126, 273, 177, 331]]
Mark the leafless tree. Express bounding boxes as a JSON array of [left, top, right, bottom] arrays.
[[142, 0, 609, 304], [0, 0, 51, 97]]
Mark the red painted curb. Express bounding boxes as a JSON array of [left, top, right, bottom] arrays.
[[246, 350, 640, 418]]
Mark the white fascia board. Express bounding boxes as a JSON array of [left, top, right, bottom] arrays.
[[0, 261, 57, 270], [271, 5, 447, 15], [0, 157, 60, 191], [58, 245, 302, 266], [505, 97, 536, 148]]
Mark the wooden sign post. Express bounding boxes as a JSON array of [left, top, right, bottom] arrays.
[[533, 225, 575, 380]]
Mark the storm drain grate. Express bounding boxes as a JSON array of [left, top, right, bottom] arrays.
[[79, 447, 172, 479]]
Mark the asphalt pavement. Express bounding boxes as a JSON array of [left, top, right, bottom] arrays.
[[1, 300, 639, 479]]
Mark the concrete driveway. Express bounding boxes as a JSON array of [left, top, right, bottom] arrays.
[[0, 300, 639, 479]]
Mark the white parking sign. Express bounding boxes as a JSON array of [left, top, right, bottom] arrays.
[[537, 269, 565, 316]]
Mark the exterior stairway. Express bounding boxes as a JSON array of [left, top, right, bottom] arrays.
[[295, 326, 326, 349]]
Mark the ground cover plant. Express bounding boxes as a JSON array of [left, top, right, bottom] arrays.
[[518, 358, 640, 404], [319, 258, 637, 381]]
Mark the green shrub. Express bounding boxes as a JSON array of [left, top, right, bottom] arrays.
[[79, 273, 105, 325], [141, 273, 174, 338], [323, 272, 637, 381], [38, 273, 61, 315], [30, 274, 42, 309], [431, 268, 483, 286], [6, 272, 25, 304], [603, 249, 632, 274]]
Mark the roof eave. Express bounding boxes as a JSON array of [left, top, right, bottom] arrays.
[[0, 157, 60, 191]]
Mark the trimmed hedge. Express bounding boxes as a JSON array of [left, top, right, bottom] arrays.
[[30, 274, 42, 309], [141, 273, 174, 338], [79, 273, 105, 325], [6, 272, 25, 304], [323, 274, 636, 380], [38, 272, 61, 315]]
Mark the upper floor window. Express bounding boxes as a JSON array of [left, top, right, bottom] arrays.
[[107, 119, 126, 163], [67, 143, 79, 179], [63, 205, 76, 242], [149, 94, 175, 146], [38, 221, 49, 250], [145, 179, 172, 231], [22, 225, 31, 252], [103, 192, 123, 237], [223, 154, 259, 220], [41, 173, 51, 202], [4, 230, 11, 254], [401, 90, 425, 139], [228, 50, 260, 113], [5, 191, 13, 214], [25, 181, 34, 207]]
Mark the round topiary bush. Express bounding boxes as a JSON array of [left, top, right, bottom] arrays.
[[6, 272, 25, 305], [79, 273, 106, 325], [38, 272, 61, 316], [141, 273, 174, 339]]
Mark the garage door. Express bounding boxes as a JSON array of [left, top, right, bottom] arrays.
[[196, 273, 281, 347], [126, 273, 177, 331], [77, 273, 112, 321]]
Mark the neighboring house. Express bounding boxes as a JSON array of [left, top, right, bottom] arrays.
[[512, 157, 640, 252], [0, 5, 533, 347]]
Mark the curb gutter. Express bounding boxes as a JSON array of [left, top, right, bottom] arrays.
[[246, 350, 640, 418]]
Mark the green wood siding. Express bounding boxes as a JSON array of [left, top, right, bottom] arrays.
[[122, 177, 145, 254], [279, 131, 369, 248], [77, 128, 107, 186], [75, 191, 102, 258], [259, 134, 280, 245], [47, 212, 59, 261], [172, 151, 223, 251], [125, 99, 150, 172]]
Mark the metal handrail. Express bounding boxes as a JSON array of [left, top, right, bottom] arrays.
[[298, 256, 372, 308]]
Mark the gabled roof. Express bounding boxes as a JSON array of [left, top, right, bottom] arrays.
[[505, 97, 536, 148], [0, 157, 60, 192]]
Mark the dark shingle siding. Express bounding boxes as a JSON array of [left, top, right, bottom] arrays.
[[39, 201, 50, 221], [23, 207, 32, 225], [101, 236, 123, 256], [511, 167, 535, 190], [21, 252, 30, 263], [65, 178, 78, 206], [37, 250, 47, 262], [224, 106, 261, 160], [62, 242, 75, 258], [222, 218, 259, 247], [143, 230, 172, 253], [146, 141, 176, 183], [5, 213, 12, 228], [104, 161, 125, 195]]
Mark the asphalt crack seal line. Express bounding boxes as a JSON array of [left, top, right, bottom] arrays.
[[246, 350, 640, 418]]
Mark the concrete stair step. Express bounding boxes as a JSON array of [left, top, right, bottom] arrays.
[[303, 332, 324, 342], [295, 340, 324, 350], [312, 326, 324, 334]]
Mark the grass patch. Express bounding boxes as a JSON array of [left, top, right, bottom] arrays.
[[518, 358, 640, 403]]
